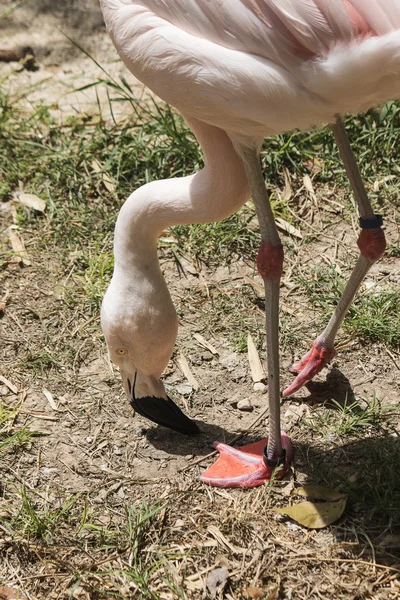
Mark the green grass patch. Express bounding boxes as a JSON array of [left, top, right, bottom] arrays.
[[0, 403, 35, 455], [2, 490, 187, 599], [298, 264, 400, 347]]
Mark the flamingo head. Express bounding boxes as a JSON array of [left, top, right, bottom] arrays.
[[100, 279, 200, 435]]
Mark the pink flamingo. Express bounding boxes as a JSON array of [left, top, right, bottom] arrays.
[[99, 0, 400, 488]]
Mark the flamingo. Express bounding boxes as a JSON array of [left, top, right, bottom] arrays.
[[99, 0, 400, 488]]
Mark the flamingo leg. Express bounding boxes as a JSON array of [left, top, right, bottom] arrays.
[[284, 117, 386, 397], [200, 145, 293, 487]]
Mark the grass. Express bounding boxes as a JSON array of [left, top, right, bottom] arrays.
[[304, 392, 394, 438], [0, 402, 35, 456], [298, 264, 400, 348], [2, 489, 186, 599]]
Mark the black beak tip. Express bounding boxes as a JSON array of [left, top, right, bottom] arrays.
[[130, 394, 201, 435]]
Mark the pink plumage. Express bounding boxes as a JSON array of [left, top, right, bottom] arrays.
[[100, 0, 400, 140]]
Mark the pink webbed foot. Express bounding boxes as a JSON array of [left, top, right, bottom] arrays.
[[283, 338, 335, 398], [200, 432, 293, 488]]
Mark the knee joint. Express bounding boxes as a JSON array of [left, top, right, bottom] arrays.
[[257, 241, 284, 280], [357, 216, 386, 262]]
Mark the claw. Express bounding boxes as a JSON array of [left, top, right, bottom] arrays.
[[283, 339, 335, 398], [200, 432, 293, 488]]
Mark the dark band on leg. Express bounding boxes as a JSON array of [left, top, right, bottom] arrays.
[[359, 214, 383, 229]]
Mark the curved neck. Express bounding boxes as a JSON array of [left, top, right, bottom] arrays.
[[113, 119, 250, 273]]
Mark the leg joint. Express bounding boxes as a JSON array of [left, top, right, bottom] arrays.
[[357, 227, 386, 262], [257, 241, 284, 280]]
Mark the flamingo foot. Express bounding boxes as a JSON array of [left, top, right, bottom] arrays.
[[200, 432, 293, 488], [283, 338, 335, 398]]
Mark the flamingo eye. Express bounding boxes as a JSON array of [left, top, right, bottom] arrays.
[[117, 348, 127, 356]]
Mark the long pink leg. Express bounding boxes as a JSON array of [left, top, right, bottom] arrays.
[[238, 144, 286, 463], [200, 143, 293, 487], [283, 117, 386, 397]]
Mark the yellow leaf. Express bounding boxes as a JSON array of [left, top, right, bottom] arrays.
[[295, 485, 346, 501], [276, 498, 347, 529]]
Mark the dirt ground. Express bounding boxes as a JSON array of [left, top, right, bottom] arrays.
[[1, 2, 400, 599]]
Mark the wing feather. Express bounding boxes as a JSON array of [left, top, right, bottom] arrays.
[[346, 0, 396, 34]]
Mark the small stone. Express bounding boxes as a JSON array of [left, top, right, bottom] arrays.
[[237, 398, 253, 412], [201, 351, 213, 362], [253, 382, 267, 393], [177, 383, 193, 396], [174, 518, 185, 528], [86, 437, 93, 444]]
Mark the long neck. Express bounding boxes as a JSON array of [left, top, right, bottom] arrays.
[[113, 119, 250, 277]]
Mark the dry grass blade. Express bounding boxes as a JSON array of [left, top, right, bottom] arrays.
[[42, 389, 58, 411], [8, 227, 31, 266], [247, 333, 265, 383], [303, 174, 317, 201], [275, 217, 303, 239], [207, 525, 247, 554], [177, 353, 199, 390], [0, 375, 18, 395], [193, 333, 219, 355]]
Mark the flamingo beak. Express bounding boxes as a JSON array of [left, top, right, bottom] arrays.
[[122, 370, 200, 435]]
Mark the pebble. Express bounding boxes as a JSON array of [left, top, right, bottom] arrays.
[[201, 351, 214, 362], [177, 383, 193, 396], [237, 398, 253, 412], [253, 382, 267, 394], [174, 519, 185, 528]]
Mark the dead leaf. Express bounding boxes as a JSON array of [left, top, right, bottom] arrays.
[[275, 217, 303, 239], [247, 333, 265, 383], [276, 497, 347, 529], [8, 227, 31, 266], [244, 585, 279, 600], [295, 485, 346, 502], [177, 354, 199, 391], [91, 160, 116, 193], [14, 193, 46, 212], [244, 587, 266, 599], [42, 389, 58, 411], [303, 174, 317, 201], [193, 333, 219, 355], [0, 375, 18, 395], [206, 567, 229, 599], [0, 587, 28, 600]]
